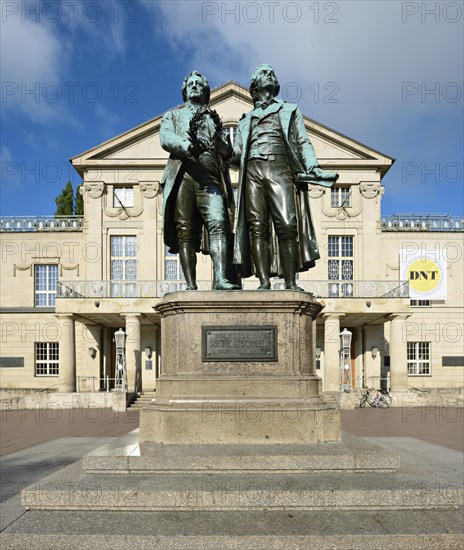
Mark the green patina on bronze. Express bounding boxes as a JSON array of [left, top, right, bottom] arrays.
[[160, 66, 338, 292], [159, 71, 238, 291], [232, 64, 339, 290]]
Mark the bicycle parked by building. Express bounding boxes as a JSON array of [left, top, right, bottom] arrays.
[[359, 387, 392, 408]]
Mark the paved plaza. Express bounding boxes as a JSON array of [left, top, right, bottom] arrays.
[[0, 406, 462, 548]]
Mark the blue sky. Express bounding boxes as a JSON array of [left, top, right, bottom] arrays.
[[1, 0, 463, 216]]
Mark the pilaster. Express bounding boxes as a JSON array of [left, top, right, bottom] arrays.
[[57, 314, 76, 392]]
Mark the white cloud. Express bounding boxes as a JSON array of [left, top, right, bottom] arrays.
[[141, 1, 463, 213], [0, 14, 64, 122], [141, 1, 463, 141], [1, 2, 130, 125]]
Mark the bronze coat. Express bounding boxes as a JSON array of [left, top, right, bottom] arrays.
[[233, 100, 321, 278], [160, 106, 234, 254]]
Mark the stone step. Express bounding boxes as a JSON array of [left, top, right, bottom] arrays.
[[3, 509, 464, 548], [21, 459, 462, 511], [129, 393, 157, 409], [130, 397, 154, 409], [82, 431, 400, 474], [2, 532, 463, 549]]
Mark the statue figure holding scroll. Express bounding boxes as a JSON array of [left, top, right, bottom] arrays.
[[160, 71, 239, 290], [233, 64, 338, 290]]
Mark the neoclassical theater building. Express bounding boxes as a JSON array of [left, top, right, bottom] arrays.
[[1, 83, 463, 407]]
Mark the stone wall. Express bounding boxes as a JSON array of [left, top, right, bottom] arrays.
[[0, 390, 127, 411]]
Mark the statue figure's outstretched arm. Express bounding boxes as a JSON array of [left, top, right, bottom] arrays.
[[293, 108, 339, 184], [292, 108, 318, 173]]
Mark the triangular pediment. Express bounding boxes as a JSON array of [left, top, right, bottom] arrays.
[[70, 82, 394, 177]]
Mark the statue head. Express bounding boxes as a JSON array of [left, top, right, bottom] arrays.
[[249, 64, 280, 101], [181, 71, 210, 104]]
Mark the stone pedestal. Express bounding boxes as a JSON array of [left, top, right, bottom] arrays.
[[140, 291, 340, 445], [22, 297, 458, 518]]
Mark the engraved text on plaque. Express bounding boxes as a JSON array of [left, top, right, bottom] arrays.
[[202, 326, 277, 361]]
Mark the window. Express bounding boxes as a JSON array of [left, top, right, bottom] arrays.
[[225, 126, 237, 145], [113, 187, 134, 208], [407, 342, 431, 375], [331, 187, 351, 208], [35, 264, 58, 306], [328, 236, 354, 297], [165, 247, 185, 290], [110, 236, 137, 297], [410, 300, 431, 307], [35, 342, 59, 376]]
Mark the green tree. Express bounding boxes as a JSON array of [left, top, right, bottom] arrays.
[[54, 181, 74, 216], [75, 185, 84, 215]]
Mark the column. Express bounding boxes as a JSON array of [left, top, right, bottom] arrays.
[[154, 324, 160, 386], [58, 314, 76, 392], [322, 314, 344, 392], [85, 324, 102, 391], [389, 314, 410, 392], [123, 314, 141, 395]]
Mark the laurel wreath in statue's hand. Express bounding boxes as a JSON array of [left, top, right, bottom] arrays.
[[187, 107, 223, 159]]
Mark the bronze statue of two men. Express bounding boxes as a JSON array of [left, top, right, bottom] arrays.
[[160, 65, 338, 291]]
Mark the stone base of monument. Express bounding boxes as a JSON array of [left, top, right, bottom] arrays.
[[20, 428, 462, 511], [82, 431, 399, 475], [140, 291, 339, 445], [19, 292, 463, 514]]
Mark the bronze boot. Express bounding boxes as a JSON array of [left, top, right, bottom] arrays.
[[279, 241, 304, 291], [210, 237, 240, 290], [178, 243, 198, 290], [252, 240, 271, 289]]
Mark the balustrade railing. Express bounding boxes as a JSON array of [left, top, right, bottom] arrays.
[[3, 214, 461, 232], [58, 279, 409, 299], [381, 214, 463, 232], [0, 216, 83, 232]]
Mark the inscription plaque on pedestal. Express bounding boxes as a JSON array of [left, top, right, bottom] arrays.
[[202, 326, 277, 362]]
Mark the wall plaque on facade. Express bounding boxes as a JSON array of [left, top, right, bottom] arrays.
[[442, 356, 464, 367], [202, 326, 277, 362], [0, 357, 24, 368]]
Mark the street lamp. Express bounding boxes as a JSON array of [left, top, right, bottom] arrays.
[[339, 328, 352, 392], [114, 328, 127, 393]]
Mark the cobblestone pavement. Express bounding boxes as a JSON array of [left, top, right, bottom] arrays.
[[1, 406, 461, 455], [342, 406, 463, 452], [0, 409, 139, 456]]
